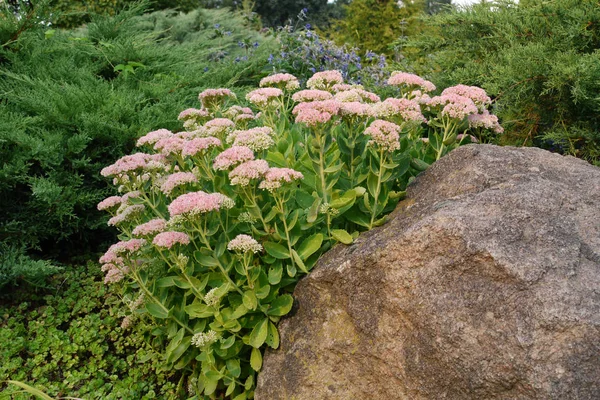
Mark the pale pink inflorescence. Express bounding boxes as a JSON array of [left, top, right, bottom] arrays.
[[229, 159, 270, 186], [108, 238, 147, 255], [291, 89, 333, 103], [331, 83, 363, 93], [178, 108, 210, 122], [468, 110, 504, 133], [181, 137, 222, 157], [334, 89, 380, 104], [246, 88, 284, 108], [373, 98, 426, 123], [132, 218, 167, 236], [388, 72, 436, 93], [101, 153, 166, 177], [213, 146, 255, 170], [339, 102, 374, 118], [136, 129, 173, 147], [153, 231, 190, 249], [154, 136, 186, 156], [198, 88, 236, 109], [226, 127, 275, 152], [364, 120, 402, 152], [442, 84, 491, 109], [306, 70, 344, 90], [121, 191, 141, 203], [201, 118, 236, 137], [168, 191, 235, 217], [160, 172, 198, 195], [259, 73, 300, 91], [293, 100, 341, 127], [428, 94, 479, 120], [258, 167, 304, 192], [224, 106, 254, 119], [227, 234, 263, 253], [97, 196, 122, 211], [107, 204, 145, 226]]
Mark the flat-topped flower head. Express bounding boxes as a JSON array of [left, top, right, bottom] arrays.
[[334, 89, 380, 104], [227, 234, 263, 253], [468, 110, 504, 133], [201, 118, 235, 138], [258, 167, 304, 192], [191, 330, 220, 348], [229, 159, 270, 186], [339, 102, 374, 119], [132, 218, 167, 236], [101, 153, 161, 177], [291, 89, 333, 103], [136, 129, 173, 147], [226, 127, 275, 152], [388, 72, 436, 93], [168, 191, 234, 217], [213, 146, 255, 170], [373, 98, 426, 123], [442, 85, 491, 109], [181, 137, 222, 157], [160, 172, 198, 195], [121, 191, 141, 203], [364, 120, 402, 152], [245, 87, 284, 108], [428, 94, 479, 120], [306, 70, 344, 90], [107, 204, 145, 226], [198, 88, 236, 109], [154, 136, 186, 156], [153, 231, 190, 249], [97, 196, 122, 211], [224, 106, 254, 119], [259, 73, 300, 91], [331, 83, 363, 93], [107, 238, 147, 256], [293, 100, 341, 128], [178, 108, 210, 122]]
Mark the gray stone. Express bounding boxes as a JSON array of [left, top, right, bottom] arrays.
[[256, 145, 600, 400]]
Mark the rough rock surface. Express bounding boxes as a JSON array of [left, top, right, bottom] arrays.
[[256, 145, 600, 400]]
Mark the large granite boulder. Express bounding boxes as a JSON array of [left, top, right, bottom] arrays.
[[256, 145, 600, 400]]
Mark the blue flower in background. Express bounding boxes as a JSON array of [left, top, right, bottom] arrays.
[[214, 24, 221, 29]]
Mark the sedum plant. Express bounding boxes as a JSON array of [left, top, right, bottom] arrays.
[[98, 70, 501, 398]]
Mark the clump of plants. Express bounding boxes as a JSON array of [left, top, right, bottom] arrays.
[[98, 69, 501, 398]]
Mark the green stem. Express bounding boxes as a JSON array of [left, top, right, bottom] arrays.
[[316, 131, 328, 203], [276, 196, 296, 272], [369, 149, 386, 229]]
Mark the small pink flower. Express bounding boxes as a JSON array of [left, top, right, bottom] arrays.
[[364, 120, 402, 152], [227, 234, 263, 253], [202, 118, 235, 137], [181, 137, 222, 157], [373, 98, 426, 123], [107, 204, 145, 226], [428, 94, 478, 120], [198, 88, 236, 109], [153, 231, 190, 249], [292, 89, 333, 103], [260, 73, 300, 90], [154, 137, 186, 156], [132, 218, 167, 236], [224, 105, 254, 119], [293, 100, 341, 127], [334, 89, 380, 104], [101, 153, 158, 177], [468, 110, 503, 133], [106, 238, 147, 256], [258, 167, 304, 191], [160, 172, 198, 195], [213, 146, 255, 170], [168, 191, 234, 216], [226, 127, 275, 151], [245, 88, 284, 108], [229, 159, 270, 186], [97, 196, 122, 211], [339, 102, 374, 118], [306, 70, 344, 90], [178, 108, 210, 121], [442, 85, 491, 109], [136, 129, 173, 147], [388, 72, 436, 93]]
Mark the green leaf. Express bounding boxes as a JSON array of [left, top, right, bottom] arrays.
[[291, 249, 308, 273], [268, 263, 283, 285], [331, 229, 353, 244], [185, 302, 213, 319], [265, 321, 280, 349], [242, 290, 258, 310], [410, 158, 430, 172], [367, 171, 379, 198], [220, 335, 236, 350], [7, 381, 53, 400], [244, 375, 254, 391], [264, 242, 290, 259], [267, 294, 294, 317], [248, 318, 269, 348], [166, 336, 191, 365], [306, 197, 321, 223], [226, 381, 236, 396], [250, 346, 263, 371], [146, 303, 169, 319], [194, 251, 219, 267], [297, 233, 323, 260], [234, 391, 248, 400], [156, 276, 176, 287], [226, 358, 241, 378]]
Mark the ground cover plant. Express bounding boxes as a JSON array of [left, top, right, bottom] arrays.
[[98, 69, 502, 398], [0, 263, 182, 399], [400, 0, 600, 165], [0, 2, 275, 286]]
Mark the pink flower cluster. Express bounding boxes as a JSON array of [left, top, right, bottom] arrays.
[[334, 89, 380, 104], [122, 191, 141, 203], [258, 167, 304, 192], [428, 94, 479, 120], [108, 238, 147, 255], [101, 153, 165, 177], [178, 108, 210, 122], [373, 98, 426, 123], [160, 172, 198, 195], [293, 100, 341, 127], [292, 89, 333, 103], [229, 159, 270, 186], [213, 146, 255, 170], [201, 118, 235, 137], [468, 110, 504, 133], [245, 88, 284, 108], [259, 73, 300, 91], [181, 137, 222, 157], [307, 70, 344, 90], [153, 231, 190, 249], [132, 218, 167, 236], [107, 204, 145, 226], [136, 129, 173, 147], [168, 191, 234, 217], [227, 234, 263, 253], [227, 127, 274, 151], [331, 83, 361, 93], [339, 102, 374, 118], [154, 136, 186, 155], [388, 72, 436, 93], [224, 106, 254, 119], [364, 120, 402, 152], [442, 85, 491, 109], [97, 195, 122, 211], [198, 88, 236, 109]]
